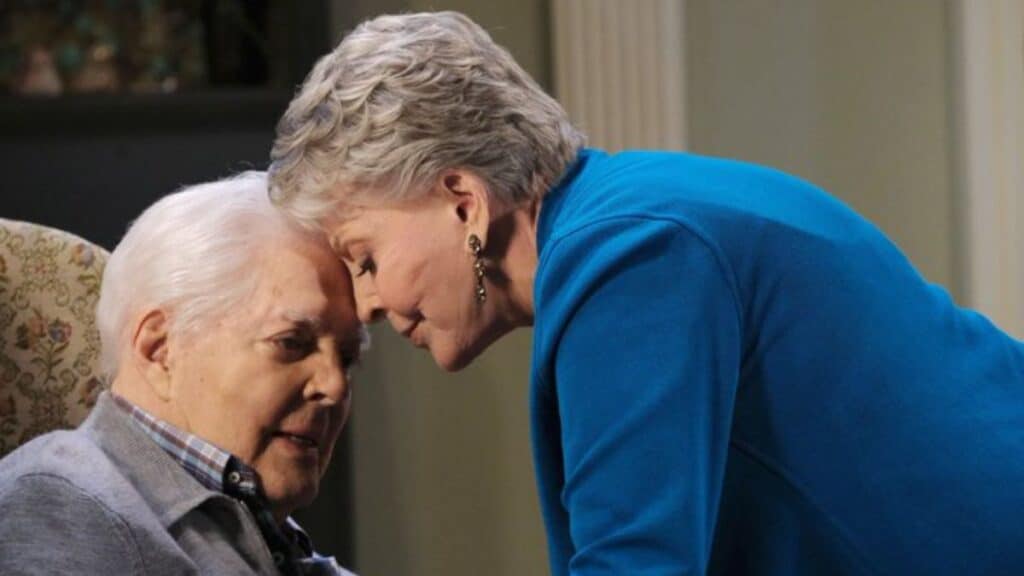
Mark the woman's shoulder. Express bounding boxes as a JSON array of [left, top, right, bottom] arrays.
[[541, 148, 876, 263]]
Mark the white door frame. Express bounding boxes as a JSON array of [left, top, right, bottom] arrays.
[[551, 0, 687, 152], [951, 0, 1024, 338]]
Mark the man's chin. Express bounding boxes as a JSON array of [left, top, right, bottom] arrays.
[[265, 480, 318, 519]]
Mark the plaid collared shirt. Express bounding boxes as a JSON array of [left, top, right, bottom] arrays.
[[111, 393, 230, 491], [111, 393, 353, 576]]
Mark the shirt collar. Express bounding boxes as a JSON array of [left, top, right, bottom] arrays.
[[110, 392, 234, 492], [107, 393, 346, 574]]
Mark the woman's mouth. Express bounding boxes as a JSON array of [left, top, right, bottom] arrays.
[[401, 319, 420, 338], [402, 320, 428, 348]]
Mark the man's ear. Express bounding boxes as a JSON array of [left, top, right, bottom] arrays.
[[438, 169, 491, 241], [131, 309, 174, 401]]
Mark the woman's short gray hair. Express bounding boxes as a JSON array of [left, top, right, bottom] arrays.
[[95, 172, 312, 380], [269, 11, 585, 226]]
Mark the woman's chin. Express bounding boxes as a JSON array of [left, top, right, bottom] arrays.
[[429, 338, 487, 372], [428, 326, 511, 372], [432, 346, 475, 372]]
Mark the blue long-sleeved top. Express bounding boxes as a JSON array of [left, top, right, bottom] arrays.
[[530, 148, 1024, 575]]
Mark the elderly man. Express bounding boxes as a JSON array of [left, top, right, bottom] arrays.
[[0, 173, 361, 575]]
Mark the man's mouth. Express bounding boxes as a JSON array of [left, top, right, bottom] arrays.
[[274, 412, 335, 455], [274, 431, 320, 449]]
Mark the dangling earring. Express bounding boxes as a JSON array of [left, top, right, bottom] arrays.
[[468, 234, 486, 303]]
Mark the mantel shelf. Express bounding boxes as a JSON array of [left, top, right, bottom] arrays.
[[0, 89, 293, 136]]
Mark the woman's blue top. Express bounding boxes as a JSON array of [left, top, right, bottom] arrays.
[[530, 148, 1024, 575]]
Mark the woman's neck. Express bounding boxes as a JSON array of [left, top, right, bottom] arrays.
[[488, 198, 542, 328]]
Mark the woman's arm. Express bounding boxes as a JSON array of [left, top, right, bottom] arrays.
[[536, 216, 742, 574]]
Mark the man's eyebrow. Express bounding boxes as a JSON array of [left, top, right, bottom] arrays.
[[280, 311, 370, 352], [280, 310, 327, 332]]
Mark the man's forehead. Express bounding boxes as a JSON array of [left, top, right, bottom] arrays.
[[254, 269, 332, 323]]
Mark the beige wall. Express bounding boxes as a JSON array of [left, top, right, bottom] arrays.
[[351, 328, 544, 576], [330, 0, 551, 88], [687, 0, 957, 292], [328, 2, 962, 575]]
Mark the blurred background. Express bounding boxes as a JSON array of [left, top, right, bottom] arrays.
[[1, 0, 1021, 574]]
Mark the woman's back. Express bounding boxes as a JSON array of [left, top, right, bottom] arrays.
[[531, 148, 1024, 575]]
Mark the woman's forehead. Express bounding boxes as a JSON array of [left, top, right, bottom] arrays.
[[326, 218, 371, 252], [326, 203, 406, 238]]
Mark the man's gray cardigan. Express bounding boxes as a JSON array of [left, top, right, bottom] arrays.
[[0, 392, 284, 575]]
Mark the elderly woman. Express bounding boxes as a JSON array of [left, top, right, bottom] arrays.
[[269, 11, 1024, 576], [0, 174, 360, 575]]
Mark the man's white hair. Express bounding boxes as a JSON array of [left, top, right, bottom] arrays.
[[268, 10, 585, 226], [95, 172, 314, 380]]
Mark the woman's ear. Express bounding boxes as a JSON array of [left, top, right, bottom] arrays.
[[130, 309, 174, 400], [439, 169, 491, 238]]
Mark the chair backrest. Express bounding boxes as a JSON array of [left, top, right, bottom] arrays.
[[0, 218, 109, 458]]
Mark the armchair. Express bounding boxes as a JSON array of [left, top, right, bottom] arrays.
[[0, 218, 108, 457]]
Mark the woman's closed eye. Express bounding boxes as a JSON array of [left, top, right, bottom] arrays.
[[356, 257, 376, 278]]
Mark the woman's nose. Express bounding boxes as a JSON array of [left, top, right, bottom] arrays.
[[354, 285, 384, 324]]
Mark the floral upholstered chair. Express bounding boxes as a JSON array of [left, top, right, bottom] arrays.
[[0, 218, 108, 458]]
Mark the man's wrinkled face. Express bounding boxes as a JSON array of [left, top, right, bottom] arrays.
[[166, 236, 362, 520]]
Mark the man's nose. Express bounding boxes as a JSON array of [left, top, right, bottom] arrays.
[[309, 352, 349, 405]]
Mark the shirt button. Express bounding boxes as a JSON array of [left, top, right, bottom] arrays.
[[227, 471, 241, 485]]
